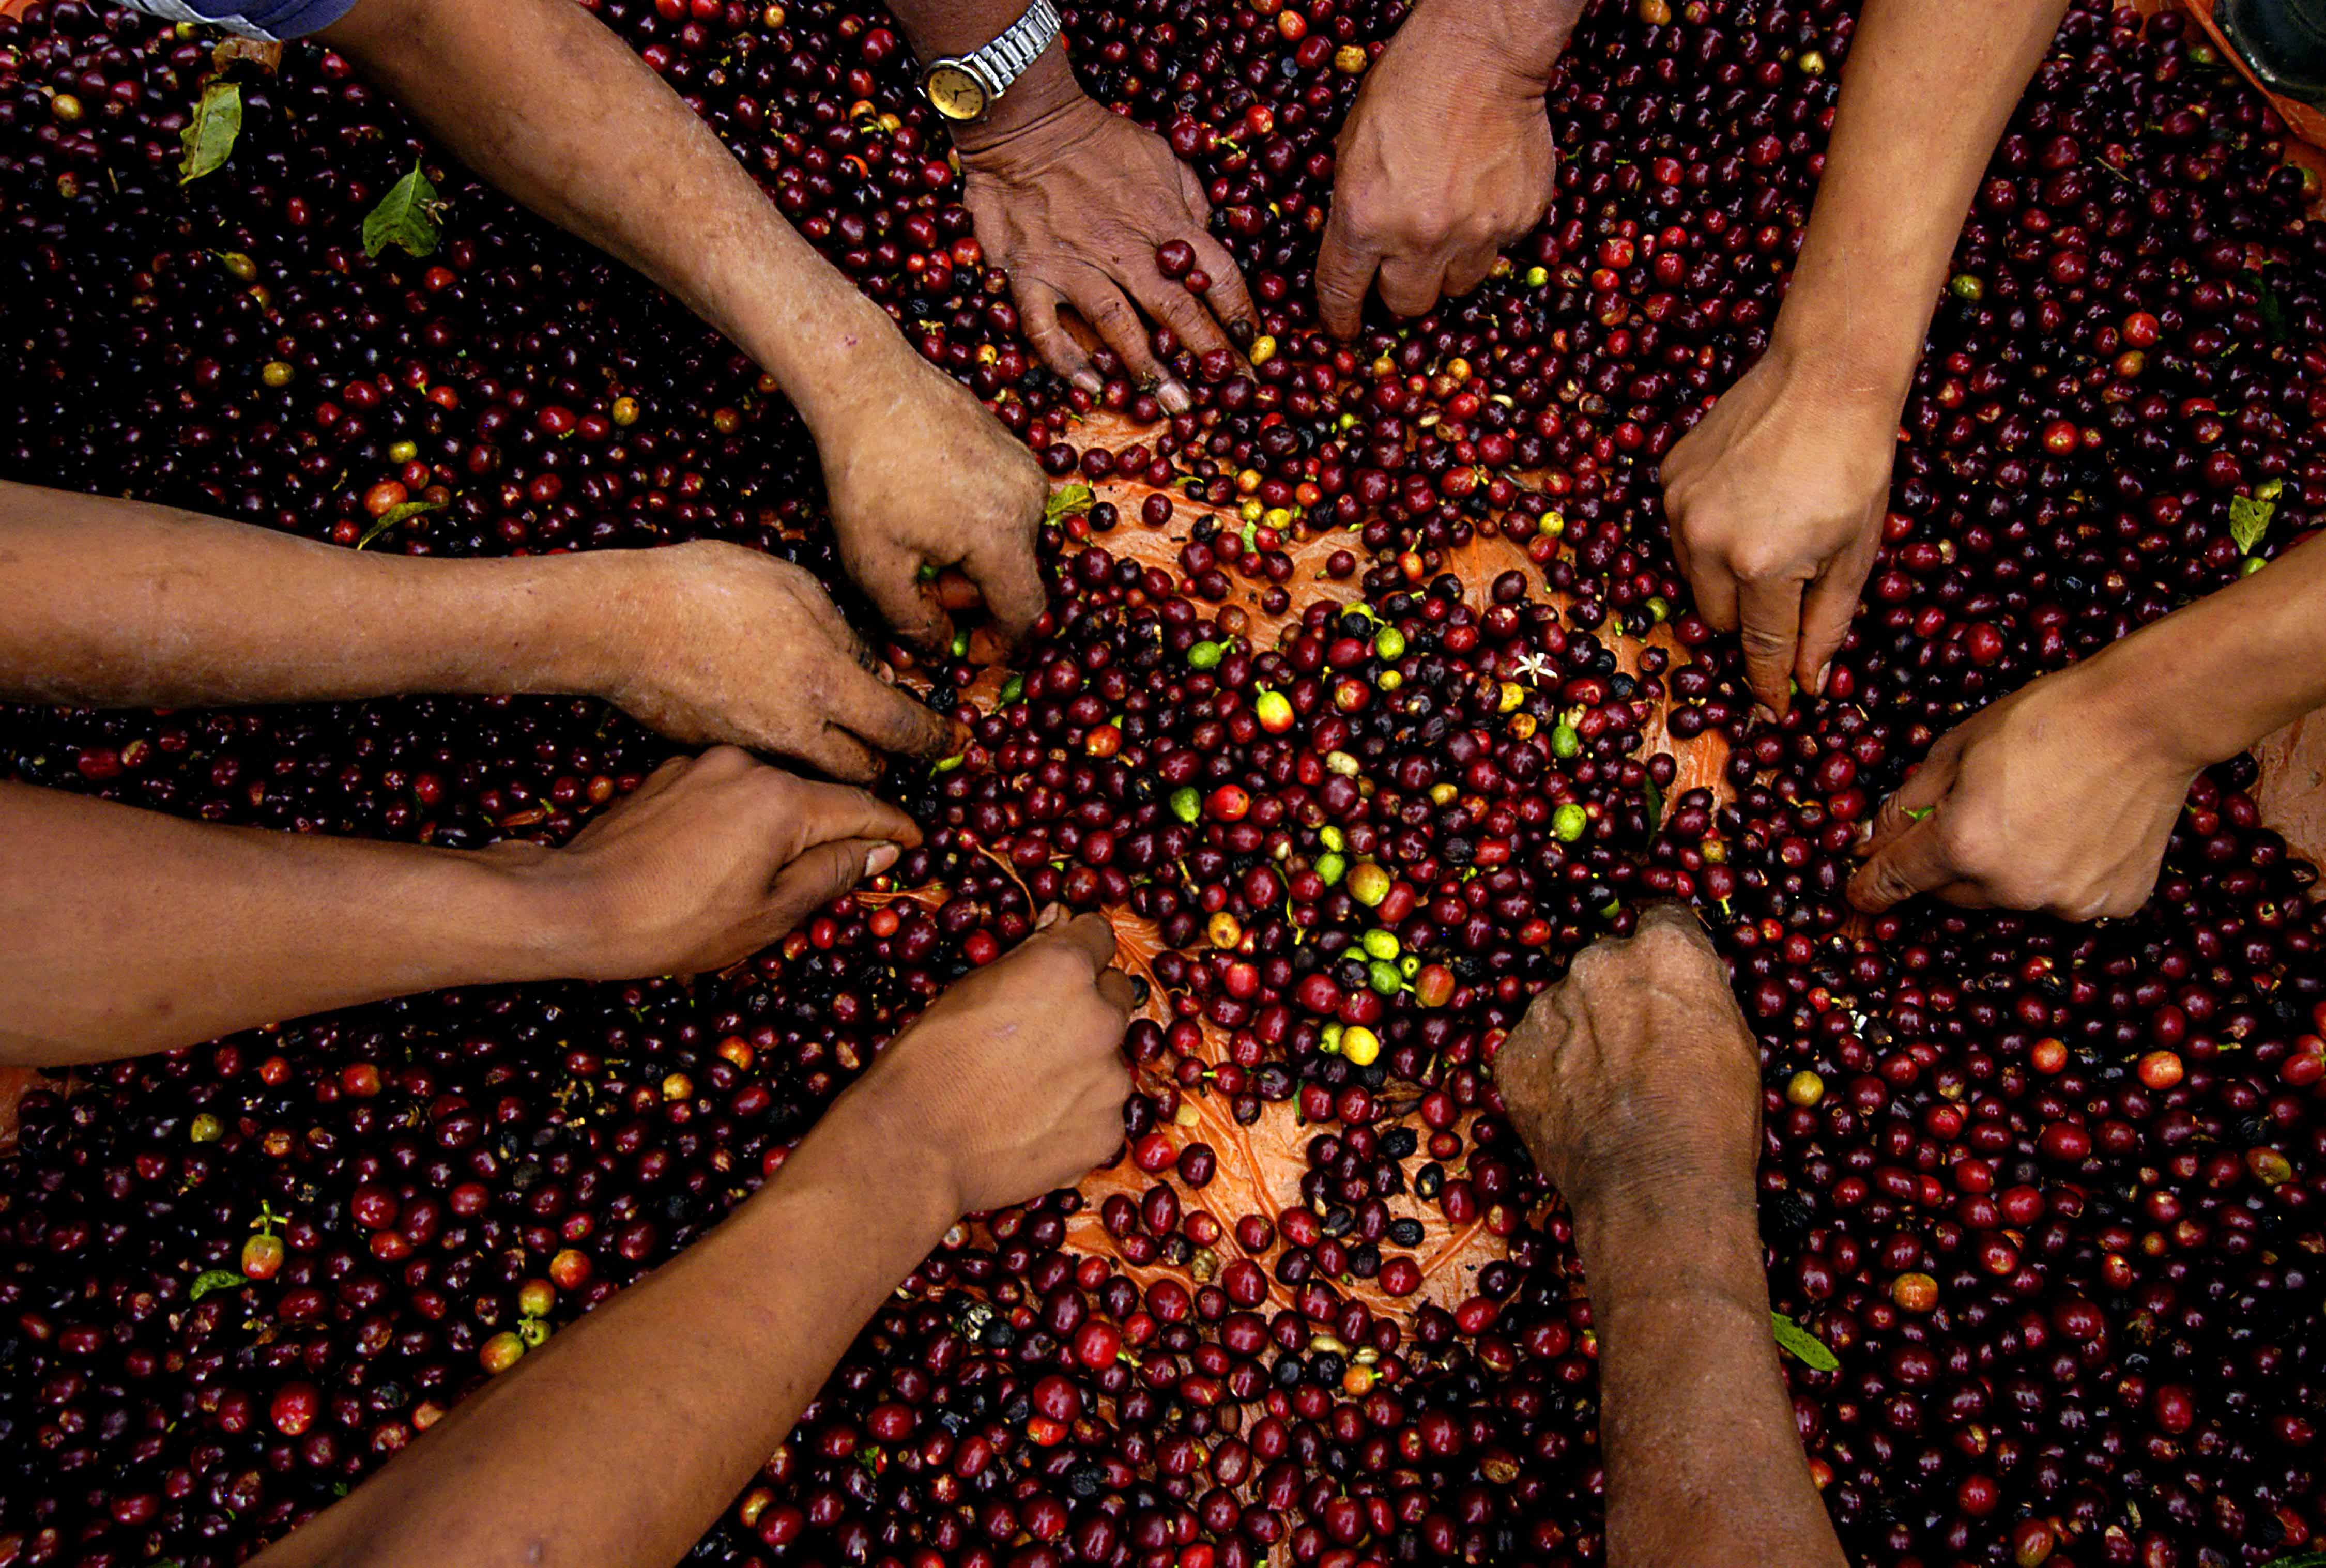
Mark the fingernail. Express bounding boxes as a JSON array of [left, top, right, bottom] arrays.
[[866, 843, 900, 877], [1034, 902, 1066, 931], [1072, 371, 1103, 395], [1813, 662, 1832, 695], [1159, 379, 1193, 415]]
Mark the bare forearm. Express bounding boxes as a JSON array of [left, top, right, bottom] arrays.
[[323, 0, 908, 429], [1402, 0, 1586, 90], [1575, 1200, 1847, 1568], [1776, 0, 2070, 394], [0, 783, 557, 1064], [0, 482, 636, 709], [249, 1099, 953, 1568], [2109, 529, 2326, 767]]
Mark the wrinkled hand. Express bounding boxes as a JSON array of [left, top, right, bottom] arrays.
[[1492, 907, 1759, 1223], [1315, 10, 1556, 337], [815, 352, 1051, 657], [959, 96, 1257, 407], [843, 909, 1136, 1215], [1660, 345, 1897, 713], [601, 541, 953, 782], [505, 746, 919, 980], [1849, 653, 2195, 920]]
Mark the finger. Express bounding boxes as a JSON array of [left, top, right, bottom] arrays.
[[1018, 283, 1101, 396], [1174, 157, 1215, 226], [1440, 241, 1502, 302], [1043, 910, 1120, 976], [1860, 745, 1962, 857], [1736, 576, 1806, 714], [1631, 901, 1714, 948], [851, 545, 955, 656], [1664, 509, 1696, 586], [1688, 551, 1739, 634], [1168, 169, 1259, 334], [1846, 816, 1962, 915], [800, 724, 882, 785], [1123, 262, 1235, 365], [1188, 233, 1260, 334], [628, 752, 696, 802], [962, 532, 1049, 656], [776, 775, 924, 852], [1095, 967, 1138, 1017], [1374, 252, 1447, 320], [1062, 277, 1179, 406], [1313, 206, 1381, 340], [770, 837, 904, 924], [1794, 540, 1876, 698], [831, 663, 955, 760]]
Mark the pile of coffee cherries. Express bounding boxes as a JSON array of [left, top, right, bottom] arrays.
[[3, 0, 2324, 1565]]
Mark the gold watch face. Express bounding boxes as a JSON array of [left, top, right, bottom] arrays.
[[924, 63, 989, 122]]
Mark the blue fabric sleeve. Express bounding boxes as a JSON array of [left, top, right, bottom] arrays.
[[104, 0, 363, 41]]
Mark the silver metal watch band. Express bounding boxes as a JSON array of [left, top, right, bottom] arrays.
[[964, 0, 1060, 100]]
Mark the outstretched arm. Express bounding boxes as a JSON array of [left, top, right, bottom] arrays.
[[1661, 0, 2072, 711], [1, 748, 915, 1064], [247, 912, 1135, 1568], [318, 0, 1049, 650], [0, 483, 950, 778], [1852, 528, 2326, 918], [1493, 908, 1848, 1568]]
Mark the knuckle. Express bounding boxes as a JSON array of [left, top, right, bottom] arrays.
[[1931, 816, 1994, 874], [1727, 545, 1795, 583]]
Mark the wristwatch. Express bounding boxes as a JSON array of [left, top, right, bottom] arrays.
[[920, 0, 1061, 124]]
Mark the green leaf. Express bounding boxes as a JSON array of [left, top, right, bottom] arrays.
[[2258, 1557, 2326, 1568], [1044, 483, 1095, 521], [1644, 778, 1663, 834], [2229, 494, 2276, 557], [355, 497, 447, 551], [177, 82, 241, 185], [1771, 1311, 1839, 1371], [189, 1270, 248, 1302], [2250, 270, 2289, 343], [1903, 805, 1935, 824], [363, 161, 443, 260]]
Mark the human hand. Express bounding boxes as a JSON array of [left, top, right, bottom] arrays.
[[502, 746, 920, 980], [813, 351, 1052, 657], [839, 908, 1135, 1215], [1849, 650, 2197, 920], [599, 541, 954, 782], [1660, 343, 1899, 713], [1491, 906, 1759, 1225], [959, 95, 1257, 407], [1314, 3, 1562, 338]]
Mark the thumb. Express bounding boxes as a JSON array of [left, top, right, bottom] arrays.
[[1847, 815, 1958, 915], [769, 838, 902, 927], [852, 546, 955, 655], [777, 775, 923, 855]]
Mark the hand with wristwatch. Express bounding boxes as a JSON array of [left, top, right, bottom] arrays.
[[887, 0, 1258, 411]]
